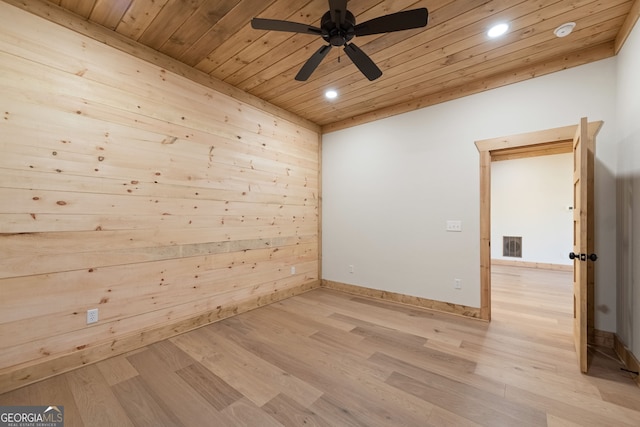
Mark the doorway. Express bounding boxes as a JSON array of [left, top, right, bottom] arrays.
[[474, 119, 602, 372], [475, 123, 576, 321], [489, 152, 575, 351], [490, 154, 574, 272]]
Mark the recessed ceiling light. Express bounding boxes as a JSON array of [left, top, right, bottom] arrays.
[[554, 22, 576, 38], [488, 23, 509, 38], [325, 89, 338, 99]]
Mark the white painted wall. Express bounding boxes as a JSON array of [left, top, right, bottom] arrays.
[[491, 154, 573, 266], [615, 21, 640, 360], [323, 57, 618, 331]]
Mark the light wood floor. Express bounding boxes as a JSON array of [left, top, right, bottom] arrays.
[[1, 265, 639, 426]]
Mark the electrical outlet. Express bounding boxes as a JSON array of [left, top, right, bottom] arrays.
[[290, 266, 296, 275], [349, 265, 354, 274], [446, 220, 462, 232], [454, 279, 462, 290], [87, 308, 99, 324]]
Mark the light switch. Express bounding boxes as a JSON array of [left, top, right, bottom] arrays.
[[446, 220, 462, 232]]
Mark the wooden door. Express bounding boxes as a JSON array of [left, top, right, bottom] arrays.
[[476, 118, 602, 372], [572, 117, 596, 373]]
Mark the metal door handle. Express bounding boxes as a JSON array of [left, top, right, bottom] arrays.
[[569, 252, 598, 261]]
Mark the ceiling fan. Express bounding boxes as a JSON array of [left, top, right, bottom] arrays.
[[251, 1, 429, 81]]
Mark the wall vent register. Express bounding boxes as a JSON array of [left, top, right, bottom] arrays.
[[503, 236, 522, 258]]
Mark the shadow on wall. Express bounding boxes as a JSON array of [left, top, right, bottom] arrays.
[[595, 157, 617, 319], [616, 130, 640, 356]]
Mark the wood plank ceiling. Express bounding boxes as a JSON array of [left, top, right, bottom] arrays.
[[36, 0, 639, 131]]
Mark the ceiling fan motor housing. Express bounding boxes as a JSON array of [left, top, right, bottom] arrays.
[[321, 10, 355, 46]]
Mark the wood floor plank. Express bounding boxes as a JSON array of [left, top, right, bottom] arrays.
[[308, 394, 375, 427], [473, 362, 603, 399], [324, 299, 465, 347], [0, 374, 85, 427], [307, 329, 374, 361], [427, 405, 483, 427], [386, 371, 547, 426], [241, 304, 321, 337], [65, 365, 134, 427], [369, 350, 507, 402], [505, 383, 640, 427], [125, 346, 233, 425], [172, 325, 323, 407], [145, 340, 195, 371], [546, 414, 585, 427], [506, 368, 640, 425], [1, 265, 638, 426], [95, 353, 139, 386], [220, 398, 284, 427], [175, 362, 243, 411], [262, 393, 332, 427], [170, 328, 282, 407], [112, 376, 183, 427], [350, 322, 429, 350], [216, 314, 437, 425], [455, 330, 579, 375], [271, 296, 357, 331], [586, 346, 640, 410]]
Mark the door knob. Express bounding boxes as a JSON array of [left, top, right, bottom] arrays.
[[569, 252, 598, 261]]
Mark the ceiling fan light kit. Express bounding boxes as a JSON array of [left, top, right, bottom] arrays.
[[251, 1, 429, 82]]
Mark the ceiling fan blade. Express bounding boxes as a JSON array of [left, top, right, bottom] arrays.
[[343, 43, 382, 81], [354, 8, 428, 37], [295, 44, 333, 81], [251, 18, 322, 35], [328, 0, 348, 25]]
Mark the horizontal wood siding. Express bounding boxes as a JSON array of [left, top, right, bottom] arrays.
[[0, 2, 319, 392]]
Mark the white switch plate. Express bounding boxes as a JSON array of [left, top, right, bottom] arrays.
[[290, 266, 296, 275], [446, 220, 462, 232]]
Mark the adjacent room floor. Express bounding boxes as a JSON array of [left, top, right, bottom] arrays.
[[1, 265, 639, 426]]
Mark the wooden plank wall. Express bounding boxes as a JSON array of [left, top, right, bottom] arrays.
[[0, 2, 320, 393]]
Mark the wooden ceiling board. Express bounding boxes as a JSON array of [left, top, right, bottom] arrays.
[[59, 0, 95, 18], [238, 0, 425, 94], [115, 0, 170, 40], [206, 0, 325, 81], [14, 0, 638, 130], [177, 0, 275, 67], [194, 0, 316, 76], [266, 0, 519, 112], [242, 0, 440, 85], [89, 0, 133, 30], [241, 0, 546, 106], [219, 0, 394, 88], [137, 0, 207, 50], [299, 1, 630, 124], [294, 0, 631, 124], [155, 0, 241, 61]]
